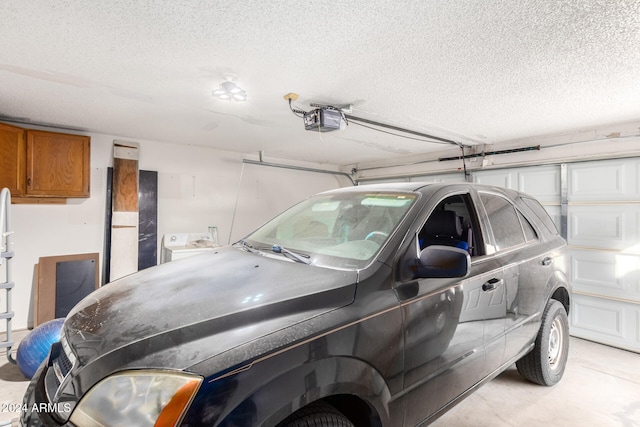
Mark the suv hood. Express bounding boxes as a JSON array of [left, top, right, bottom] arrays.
[[63, 246, 357, 371]]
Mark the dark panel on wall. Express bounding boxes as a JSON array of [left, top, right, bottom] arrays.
[[55, 259, 97, 318], [103, 167, 113, 284], [138, 170, 158, 270]]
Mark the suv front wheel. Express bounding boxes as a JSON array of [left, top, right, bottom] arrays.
[[280, 401, 354, 427]]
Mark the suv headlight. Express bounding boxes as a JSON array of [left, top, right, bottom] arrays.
[[69, 370, 202, 427]]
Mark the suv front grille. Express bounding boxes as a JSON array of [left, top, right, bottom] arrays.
[[55, 347, 73, 378], [52, 333, 77, 386]]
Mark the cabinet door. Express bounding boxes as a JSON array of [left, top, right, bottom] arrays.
[[26, 130, 90, 197], [0, 123, 26, 196]]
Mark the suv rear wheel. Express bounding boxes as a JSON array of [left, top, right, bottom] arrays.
[[516, 299, 569, 386], [280, 401, 354, 427]]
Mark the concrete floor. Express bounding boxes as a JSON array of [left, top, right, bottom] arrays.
[[0, 331, 639, 426], [434, 337, 640, 427]]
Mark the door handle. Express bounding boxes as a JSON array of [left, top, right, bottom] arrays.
[[542, 257, 553, 266], [482, 278, 503, 292]]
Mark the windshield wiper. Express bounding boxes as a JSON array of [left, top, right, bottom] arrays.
[[236, 239, 262, 255], [272, 245, 311, 264]]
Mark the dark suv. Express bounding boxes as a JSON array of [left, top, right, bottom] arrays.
[[22, 182, 570, 427]]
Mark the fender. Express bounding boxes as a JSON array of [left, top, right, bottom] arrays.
[[545, 269, 571, 314], [219, 355, 395, 427], [517, 270, 570, 339]]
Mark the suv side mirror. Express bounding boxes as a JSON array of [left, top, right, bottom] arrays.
[[417, 245, 470, 278]]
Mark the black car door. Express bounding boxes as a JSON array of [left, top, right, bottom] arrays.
[[477, 191, 554, 371], [501, 197, 557, 362], [395, 190, 508, 425]]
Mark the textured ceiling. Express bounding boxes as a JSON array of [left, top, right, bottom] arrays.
[[1, 1, 639, 166]]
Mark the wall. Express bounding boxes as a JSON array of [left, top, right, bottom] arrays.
[[1, 127, 349, 332]]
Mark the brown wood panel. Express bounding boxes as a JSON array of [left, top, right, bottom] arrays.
[[26, 130, 90, 197], [34, 253, 99, 326], [0, 122, 26, 196], [113, 157, 139, 212]]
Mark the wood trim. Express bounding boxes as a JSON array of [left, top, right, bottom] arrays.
[[12, 197, 67, 204]]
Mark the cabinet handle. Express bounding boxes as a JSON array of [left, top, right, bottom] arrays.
[[27, 177, 31, 187]]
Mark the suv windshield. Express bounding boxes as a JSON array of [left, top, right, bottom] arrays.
[[243, 191, 418, 269]]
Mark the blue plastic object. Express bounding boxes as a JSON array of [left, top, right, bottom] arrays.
[[16, 318, 65, 379]]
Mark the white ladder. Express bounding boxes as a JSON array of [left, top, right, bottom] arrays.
[[0, 188, 16, 364]]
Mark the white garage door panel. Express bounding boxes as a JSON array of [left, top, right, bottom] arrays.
[[571, 249, 640, 301], [474, 166, 561, 228], [569, 159, 640, 201], [567, 157, 640, 353], [474, 165, 561, 202], [517, 166, 561, 202], [365, 177, 407, 184], [475, 171, 512, 189], [362, 172, 465, 185], [409, 173, 466, 183], [544, 205, 561, 230], [571, 294, 640, 352], [569, 205, 640, 250]]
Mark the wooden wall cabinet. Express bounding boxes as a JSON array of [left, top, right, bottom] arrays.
[[26, 130, 90, 197], [0, 123, 27, 196], [0, 123, 90, 202]]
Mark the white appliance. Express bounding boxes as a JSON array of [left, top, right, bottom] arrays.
[[160, 232, 217, 263]]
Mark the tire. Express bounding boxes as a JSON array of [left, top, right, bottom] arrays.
[[279, 401, 355, 427], [516, 299, 569, 386]]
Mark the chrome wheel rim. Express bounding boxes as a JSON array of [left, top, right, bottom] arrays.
[[548, 316, 564, 370]]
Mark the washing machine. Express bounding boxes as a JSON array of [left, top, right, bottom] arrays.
[[160, 232, 217, 263]]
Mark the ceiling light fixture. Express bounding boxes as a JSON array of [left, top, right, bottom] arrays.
[[213, 81, 247, 101]]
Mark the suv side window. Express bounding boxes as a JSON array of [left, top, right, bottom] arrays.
[[518, 211, 538, 242], [418, 193, 483, 257], [479, 192, 526, 251], [396, 193, 482, 283], [521, 196, 559, 235]]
